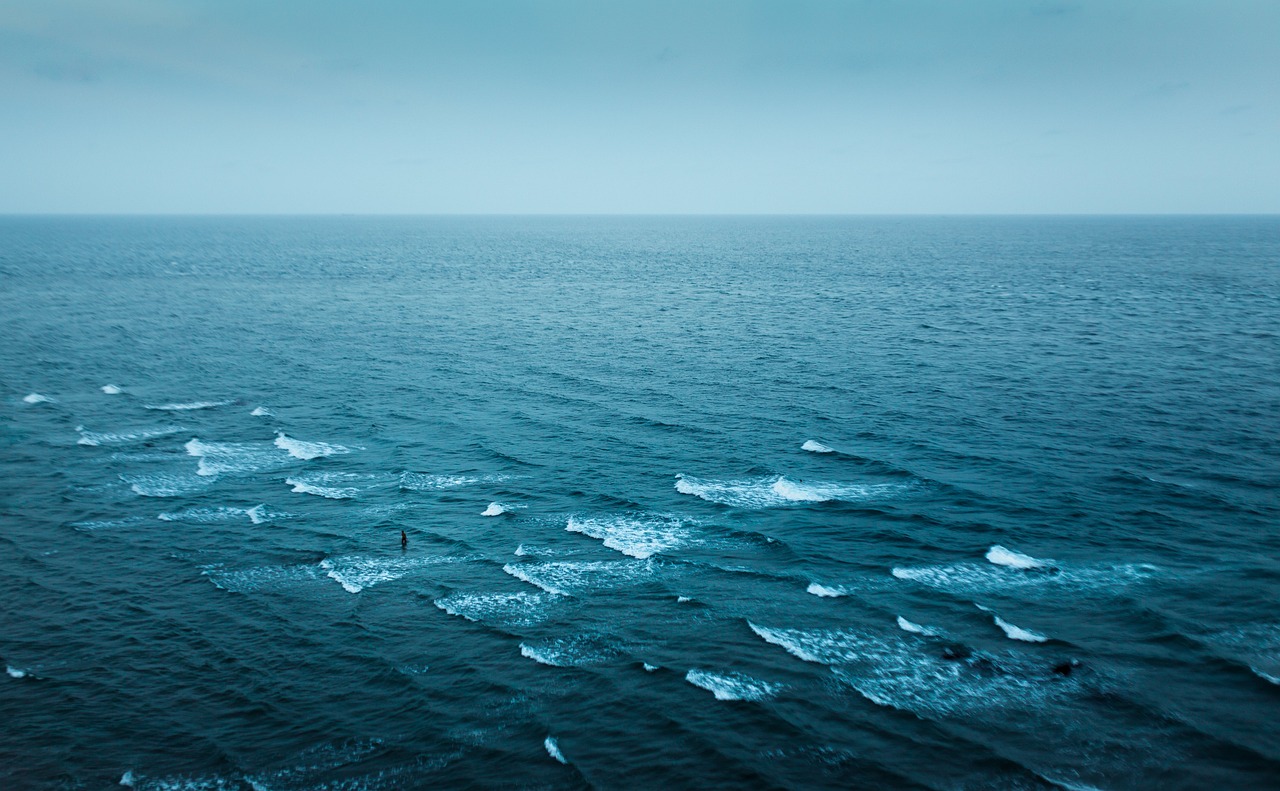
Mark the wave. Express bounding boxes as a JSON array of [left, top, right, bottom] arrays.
[[400, 472, 494, 491], [807, 582, 847, 598], [897, 616, 938, 636], [977, 606, 1049, 643], [685, 669, 781, 701], [77, 425, 183, 446], [144, 400, 234, 411], [185, 438, 291, 476], [802, 440, 835, 453], [675, 474, 902, 508], [22, 393, 55, 404], [203, 563, 323, 593], [891, 557, 1156, 597], [274, 432, 353, 460], [70, 515, 152, 531], [320, 555, 456, 594], [7, 665, 28, 678], [482, 502, 508, 516], [643, 663, 659, 672], [250, 406, 273, 417], [101, 384, 123, 394], [986, 545, 1050, 570], [519, 635, 623, 667], [158, 506, 259, 524], [121, 473, 213, 498], [434, 591, 554, 628], [286, 473, 364, 499], [502, 558, 656, 597], [1203, 623, 1280, 683], [750, 622, 1076, 718], [544, 736, 568, 764], [566, 514, 694, 559]]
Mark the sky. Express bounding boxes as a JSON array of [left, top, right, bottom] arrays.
[[0, 0, 1276, 214]]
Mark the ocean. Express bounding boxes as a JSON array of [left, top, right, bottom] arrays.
[[1, 215, 1277, 790]]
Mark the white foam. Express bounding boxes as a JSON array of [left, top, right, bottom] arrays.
[[986, 545, 1049, 570], [992, 615, 1048, 643], [565, 514, 692, 559], [250, 406, 273, 417], [896, 616, 937, 636], [320, 555, 454, 594], [246, 504, 267, 524], [400, 472, 487, 491], [519, 635, 622, 667], [203, 563, 322, 593], [544, 736, 568, 764], [119, 769, 136, 787], [144, 400, 233, 411], [514, 544, 529, 556], [185, 438, 290, 476], [77, 425, 183, 446], [502, 559, 654, 597], [891, 560, 1156, 596], [274, 432, 352, 460], [1254, 668, 1280, 685], [158, 506, 257, 524], [675, 474, 900, 508], [802, 440, 835, 453], [121, 473, 213, 498], [101, 384, 123, 394], [677, 595, 692, 603], [7, 665, 27, 678], [685, 669, 781, 701], [807, 582, 846, 598], [434, 591, 553, 627], [23, 393, 54, 404], [286, 473, 362, 499], [482, 502, 508, 516], [643, 663, 659, 672], [751, 622, 1068, 718]]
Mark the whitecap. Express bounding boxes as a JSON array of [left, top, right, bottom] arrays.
[[101, 384, 123, 394], [23, 393, 54, 404], [502, 558, 655, 597], [896, 616, 937, 636], [677, 595, 693, 603], [274, 432, 352, 460], [250, 406, 273, 417], [78, 425, 184, 446], [185, 438, 291, 476], [519, 635, 623, 667], [807, 582, 846, 598], [7, 666, 27, 678], [986, 545, 1049, 570], [802, 440, 835, 453], [434, 591, 553, 627], [675, 474, 900, 508], [544, 736, 568, 764], [286, 472, 365, 499], [890, 560, 1155, 597], [992, 615, 1048, 643], [121, 472, 213, 498], [158, 506, 258, 524], [482, 502, 508, 516], [400, 471, 483, 491], [144, 400, 233, 411], [750, 622, 1068, 718], [643, 663, 659, 672], [566, 514, 693, 559], [685, 669, 781, 701], [119, 769, 136, 787], [320, 555, 456, 594]]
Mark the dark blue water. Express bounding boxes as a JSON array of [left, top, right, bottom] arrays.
[[1, 216, 1277, 790]]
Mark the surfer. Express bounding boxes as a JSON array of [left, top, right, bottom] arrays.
[[400, 530, 407, 549]]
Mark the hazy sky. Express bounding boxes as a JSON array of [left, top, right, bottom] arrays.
[[1, 0, 1276, 213]]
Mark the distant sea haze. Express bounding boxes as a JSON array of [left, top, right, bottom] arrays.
[[2, 215, 1278, 789]]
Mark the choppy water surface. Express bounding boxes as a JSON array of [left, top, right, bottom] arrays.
[[1, 216, 1277, 790]]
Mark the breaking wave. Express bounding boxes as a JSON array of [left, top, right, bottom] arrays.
[[144, 400, 234, 411], [22, 393, 55, 404], [274, 432, 353, 460], [502, 559, 656, 597], [121, 473, 213, 498], [986, 545, 1051, 570], [185, 438, 290, 476], [434, 591, 554, 628], [101, 384, 123, 394], [519, 635, 624, 667], [685, 669, 781, 701], [675, 474, 902, 508], [77, 425, 183, 446], [802, 440, 835, 453], [566, 514, 693, 559]]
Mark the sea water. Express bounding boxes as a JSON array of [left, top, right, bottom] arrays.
[[0, 216, 1277, 789]]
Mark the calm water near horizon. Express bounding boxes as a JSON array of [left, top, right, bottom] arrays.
[[1, 215, 1277, 789]]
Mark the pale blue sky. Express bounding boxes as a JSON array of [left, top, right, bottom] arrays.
[[1, 1, 1276, 213]]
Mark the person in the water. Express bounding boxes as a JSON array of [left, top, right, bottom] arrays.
[[400, 529, 407, 549]]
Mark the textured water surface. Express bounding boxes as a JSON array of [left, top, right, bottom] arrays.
[[1, 216, 1278, 790]]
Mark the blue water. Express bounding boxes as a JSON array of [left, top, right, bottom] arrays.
[[1, 216, 1277, 790]]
